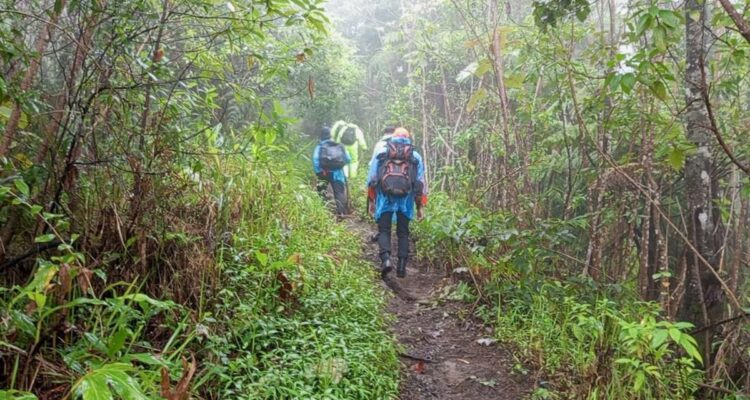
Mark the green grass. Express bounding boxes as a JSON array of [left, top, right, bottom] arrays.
[[195, 150, 399, 399]]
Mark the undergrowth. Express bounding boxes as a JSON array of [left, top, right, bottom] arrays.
[[198, 147, 399, 398], [0, 137, 399, 399], [413, 193, 706, 400]]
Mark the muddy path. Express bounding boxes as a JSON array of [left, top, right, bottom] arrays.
[[347, 219, 533, 400]]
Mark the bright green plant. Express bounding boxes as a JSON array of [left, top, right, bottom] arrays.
[[188, 146, 399, 399]]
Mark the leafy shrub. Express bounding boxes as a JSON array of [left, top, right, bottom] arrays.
[[1, 138, 399, 399], [414, 196, 704, 399]]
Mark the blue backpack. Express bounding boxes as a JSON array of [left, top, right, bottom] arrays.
[[319, 141, 347, 170]]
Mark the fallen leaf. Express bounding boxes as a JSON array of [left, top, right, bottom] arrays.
[[307, 76, 315, 99], [411, 361, 426, 374], [276, 271, 294, 303], [77, 267, 93, 294], [470, 375, 496, 387], [161, 353, 197, 400], [287, 253, 301, 265]]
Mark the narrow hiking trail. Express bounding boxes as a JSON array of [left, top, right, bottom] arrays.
[[347, 220, 533, 400]]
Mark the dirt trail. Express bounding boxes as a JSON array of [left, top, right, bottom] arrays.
[[348, 219, 532, 400]]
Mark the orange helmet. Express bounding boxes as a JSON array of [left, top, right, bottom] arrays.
[[393, 127, 410, 138]]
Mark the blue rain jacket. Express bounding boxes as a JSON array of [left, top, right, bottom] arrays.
[[367, 137, 426, 221], [313, 139, 350, 183]]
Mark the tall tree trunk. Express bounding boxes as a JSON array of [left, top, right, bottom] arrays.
[[421, 71, 430, 188], [585, 177, 605, 280], [681, 0, 720, 368], [488, 0, 516, 212], [639, 102, 658, 300], [638, 115, 655, 300]]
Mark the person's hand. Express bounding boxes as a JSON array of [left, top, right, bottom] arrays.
[[416, 207, 425, 221], [368, 201, 375, 216]]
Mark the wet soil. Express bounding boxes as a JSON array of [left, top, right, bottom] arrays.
[[348, 219, 534, 400]]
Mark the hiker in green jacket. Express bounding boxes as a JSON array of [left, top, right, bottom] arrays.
[[331, 120, 367, 178]]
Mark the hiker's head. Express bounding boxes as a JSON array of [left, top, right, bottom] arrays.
[[383, 126, 396, 135], [320, 126, 331, 140], [393, 127, 410, 138]]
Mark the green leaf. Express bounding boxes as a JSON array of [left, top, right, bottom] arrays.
[[26, 262, 58, 294], [608, 74, 621, 92], [505, 73, 524, 89], [0, 103, 27, 129], [116, 293, 174, 310], [255, 251, 269, 267], [10, 310, 35, 338], [107, 328, 129, 358], [14, 179, 29, 197], [0, 390, 39, 400], [651, 80, 668, 100], [34, 234, 56, 243], [466, 88, 487, 113], [658, 9, 681, 29], [653, 26, 667, 50], [667, 148, 685, 171], [0, 104, 11, 119], [636, 14, 653, 36], [72, 363, 148, 400], [673, 322, 694, 330], [668, 327, 682, 343], [272, 100, 285, 117], [633, 371, 645, 391], [27, 292, 47, 311], [620, 73, 636, 94], [679, 337, 703, 364], [122, 353, 166, 367], [475, 59, 493, 77], [41, 297, 107, 319], [652, 329, 669, 348]]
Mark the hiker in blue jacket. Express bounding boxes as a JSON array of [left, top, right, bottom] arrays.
[[367, 127, 427, 278], [367, 125, 397, 243], [313, 126, 351, 216]]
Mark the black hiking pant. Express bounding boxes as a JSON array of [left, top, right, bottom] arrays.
[[377, 211, 409, 260], [317, 177, 348, 216]]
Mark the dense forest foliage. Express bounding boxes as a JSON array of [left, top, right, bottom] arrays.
[[1, 0, 749, 399], [323, 0, 750, 397]]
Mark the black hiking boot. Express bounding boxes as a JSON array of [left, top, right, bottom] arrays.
[[380, 259, 393, 279], [396, 258, 407, 278]]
